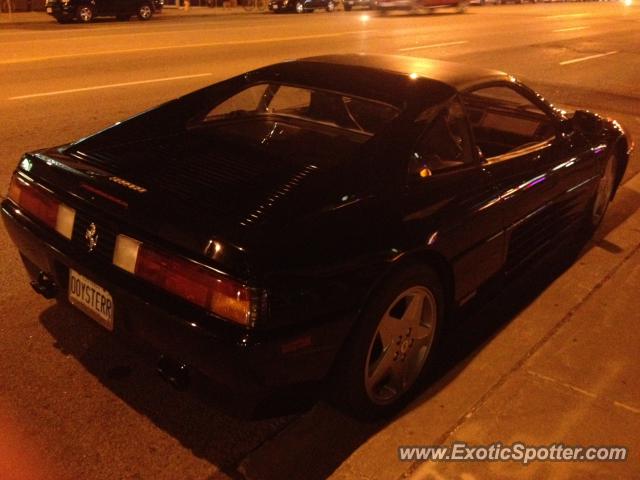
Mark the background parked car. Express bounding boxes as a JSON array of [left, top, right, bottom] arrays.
[[45, 0, 156, 23], [268, 0, 337, 12], [343, 0, 376, 10], [377, 0, 468, 14]]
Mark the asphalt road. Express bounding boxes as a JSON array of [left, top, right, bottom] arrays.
[[0, 3, 639, 479]]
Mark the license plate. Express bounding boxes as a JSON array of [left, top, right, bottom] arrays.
[[68, 269, 114, 331], [273, 4, 278, 8], [46, 6, 52, 12]]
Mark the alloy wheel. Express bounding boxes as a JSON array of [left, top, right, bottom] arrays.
[[364, 286, 437, 405], [77, 5, 93, 22], [138, 4, 152, 19]]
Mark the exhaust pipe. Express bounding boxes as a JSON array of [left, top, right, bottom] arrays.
[[157, 355, 190, 391], [30, 271, 58, 299]]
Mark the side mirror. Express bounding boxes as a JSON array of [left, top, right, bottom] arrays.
[[570, 110, 603, 135]]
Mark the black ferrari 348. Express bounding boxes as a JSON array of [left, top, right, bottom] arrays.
[[2, 54, 632, 417]]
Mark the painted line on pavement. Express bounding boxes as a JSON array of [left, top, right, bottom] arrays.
[[541, 13, 590, 19], [398, 40, 468, 52], [0, 30, 375, 65], [8, 73, 212, 100], [614, 401, 640, 415], [559, 50, 618, 66], [553, 26, 588, 33]]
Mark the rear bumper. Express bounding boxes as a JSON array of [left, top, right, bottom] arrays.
[[2, 199, 350, 403]]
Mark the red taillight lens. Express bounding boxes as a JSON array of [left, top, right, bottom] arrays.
[[8, 175, 23, 205], [9, 175, 58, 229], [8, 174, 76, 239], [116, 238, 254, 327], [136, 246, 212, 307]]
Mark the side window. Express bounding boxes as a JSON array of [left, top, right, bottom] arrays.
[[267, 86, 311, 115], [409, 98, 474, 178], [461, 85, 556, 159], [204, 84, 268, 120]]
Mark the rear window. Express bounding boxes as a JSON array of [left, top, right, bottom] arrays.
[[201, 83, 400, 136]]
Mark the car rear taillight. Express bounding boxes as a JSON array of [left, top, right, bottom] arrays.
[[7, 174, 76, 239], [113, 234, 254, 327]]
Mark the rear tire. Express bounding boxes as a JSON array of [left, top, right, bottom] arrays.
[[331, 265, 444, 419]]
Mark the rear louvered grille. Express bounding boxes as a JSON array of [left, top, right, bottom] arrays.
[[71, 211, 117, 263], [155, 154, 260, 193], [77, 143, 277, 209]]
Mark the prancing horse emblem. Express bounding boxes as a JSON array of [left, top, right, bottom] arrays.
[[85, 223, 98, 252]]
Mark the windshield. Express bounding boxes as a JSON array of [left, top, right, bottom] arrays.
[[199, 83, 401, 136]]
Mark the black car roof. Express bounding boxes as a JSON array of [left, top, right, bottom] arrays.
[[295, 54, 510, 91]]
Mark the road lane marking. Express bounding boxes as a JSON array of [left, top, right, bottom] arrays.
[[0, 20, 315, 43], [613, 401, 640, 415], [398, 41, 468, 52], [559, 50, 618, 66], [8, 73, 212, 100], [541, 13, 590, 19], [553, 26, 588, 33], [0, 30, 375, 65]]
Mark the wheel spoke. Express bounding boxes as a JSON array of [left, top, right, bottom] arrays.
[[401, 293, 424, 330], [377, 313, 400, 347], [389, 359, 409, 392], [414, 305, 434, 341], [367, 347, 395, 389]]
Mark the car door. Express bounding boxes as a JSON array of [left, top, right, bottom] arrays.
[[461, 82, 594, 272], [402, 96, 504, 304], [96, 0, 115, 15]]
